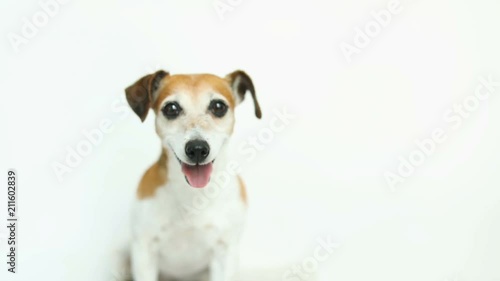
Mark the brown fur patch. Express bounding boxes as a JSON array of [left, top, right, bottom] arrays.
[[237, 176, 248, 205], [137, 149, 168, 199], [225, 70, 262, 119], [153, 74, 235, 112]]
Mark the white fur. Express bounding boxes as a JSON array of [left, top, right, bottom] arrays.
[[156, 91, 234, 165], [129, 86, 246, 281]]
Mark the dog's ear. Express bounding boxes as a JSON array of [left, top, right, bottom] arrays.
[[225, 70, 262, 119], [125, 70, 169, 122]]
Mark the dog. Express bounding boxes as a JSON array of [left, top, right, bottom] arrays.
[[123, 69, 261, 281]]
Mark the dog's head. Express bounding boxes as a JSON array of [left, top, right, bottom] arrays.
[[125, 70, 261, 188]]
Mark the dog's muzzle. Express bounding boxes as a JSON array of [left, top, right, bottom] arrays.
[[181, 139, 213, 188]]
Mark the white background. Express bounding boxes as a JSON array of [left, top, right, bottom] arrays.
[[1, 0, 500, 280]]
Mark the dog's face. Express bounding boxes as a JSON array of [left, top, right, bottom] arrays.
[[125, 70, 261, 188]]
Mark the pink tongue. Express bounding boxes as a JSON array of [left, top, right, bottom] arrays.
[[181, 162, 213, 188]]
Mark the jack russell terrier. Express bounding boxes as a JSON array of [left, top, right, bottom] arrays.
[[123, 70, 261, 281]]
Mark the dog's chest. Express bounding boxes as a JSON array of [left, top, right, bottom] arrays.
[[157, 215, 222, 275], [133, 181, 245, 276]]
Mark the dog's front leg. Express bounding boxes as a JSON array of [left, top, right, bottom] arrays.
[[131, 239, 159, 281], [209, 242, 239, 281]]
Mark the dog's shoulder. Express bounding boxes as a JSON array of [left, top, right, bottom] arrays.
[[137, 150, 168, 199], [237, 175, 248, 205]]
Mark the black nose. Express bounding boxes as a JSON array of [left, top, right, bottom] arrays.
[[185, 140, 210, 163]]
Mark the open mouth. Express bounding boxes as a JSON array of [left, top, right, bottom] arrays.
[[180, 161, 214, 188], [169, 142, 215, 188]]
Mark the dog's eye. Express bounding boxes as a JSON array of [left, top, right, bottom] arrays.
[[209, 100, 228, 118], [162, 102, 182, 119]]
